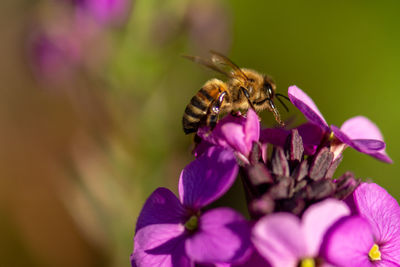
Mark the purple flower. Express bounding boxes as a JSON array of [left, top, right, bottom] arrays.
[[288, 85, 392, 163], [196, 109, 260, 163], [322, 183, 400, 266], [260, 122, 324, 155], [132, 147, 252, 266], [65, 0, 132, 26], [28, 29, 82, 83], [252, 199, 350, 267]]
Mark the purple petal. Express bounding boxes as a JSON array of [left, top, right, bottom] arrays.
[[353, 183, 400, 262], [321, 216, 374, 267], [244, 109, 260, 150], [338, 116, 392, 163], [340, 116, 384, 142], [136, 188, 187, 232], [288, 86, 330, 132], [198, 112, 258, 157], [352, 139, 385, 151], [260, 128, 289, 148], [331, 126, 392, 163], [233, 250, 271, 267], [186, 208, 252, 264], [297, 122, 325, 155], [367, 151, 393, 164], [133, 224, 191, 267], [252, 213, 306, 266], [331, 125, 385, 153], [79, 0, 132, 25], [179, 147, 239, 210], [302, 199, 350, 256], [221, 123, 249, 156]]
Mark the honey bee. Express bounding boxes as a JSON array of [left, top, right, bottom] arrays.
[[182, 51, 289, 134]]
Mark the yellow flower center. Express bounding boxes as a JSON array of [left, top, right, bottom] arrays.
[[369, 244, 381, 261], [299, 258, 315, 267], [184, 215, 198, 231]]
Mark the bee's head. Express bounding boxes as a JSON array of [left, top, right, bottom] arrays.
[[263, 76, 276, 99], [261, 76, 286, 126]]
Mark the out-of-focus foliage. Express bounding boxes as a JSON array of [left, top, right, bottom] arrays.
[[0, 0, 399, 266]]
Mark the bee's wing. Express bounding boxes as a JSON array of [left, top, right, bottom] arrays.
[[209, 50, 248, 80], [182, 55, 231, 77], [183, 51, 248, 81]]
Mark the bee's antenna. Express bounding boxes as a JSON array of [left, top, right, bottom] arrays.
[[275, 93, 290, 101], [276, 94, 290, 112]]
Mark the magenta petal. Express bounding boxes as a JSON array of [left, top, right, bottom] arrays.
[[252, 213, 306, 267], [288, 86, 330, 132], [321, 216, 374, 267], [302, 199, 350, 256], [233, 250, 271, 267], [331, 126, 392, 163], [136, 188, 186, 232], [186, 208, 252, 264], [338, 116, 392, 163], [260, 128, 289, 148], [331, 125, 385, 152], [179, 147, 239, 209], [133, 224, 191, 267], [297, 122, 325, 155], [352, 139, 385, 151], [221, 123, 249, 156], [340, 116, 384, 142], [244, 109, 260, 149], [353, 183, 400, 262]]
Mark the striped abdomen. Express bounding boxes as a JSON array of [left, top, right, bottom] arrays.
[[182, 80, 226, 134]]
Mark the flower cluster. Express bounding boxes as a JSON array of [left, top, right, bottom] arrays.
[[130, 86, 398, 267], [28, 0, 132, 83]]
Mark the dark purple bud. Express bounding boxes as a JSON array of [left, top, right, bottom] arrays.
[[247, 163, 273, 186], [271, 147, 290, 177], [249, 194, 275, 217], [307, 180, 336, 200], [269, 177, 292, 199], [325, 154, 343, 179], [292, 160, 309, 182], [309, 147, 333, 180], [249, 141, 262, 165], [276, 197, 305, 215], [334, 172, 360, 199], [286, 129, 304, 163]]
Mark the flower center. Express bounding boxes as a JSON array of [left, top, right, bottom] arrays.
[[369, 244, 381, 261], [184, 215, 199, 231], [328, 131, 335, 141], [299, 258, 315, 267]]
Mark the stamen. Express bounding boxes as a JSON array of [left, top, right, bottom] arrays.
[[184, 215, 198, 231], [328, 131, 335, 141], [299, 258, 315, 267], [369, 244, 382, 261]]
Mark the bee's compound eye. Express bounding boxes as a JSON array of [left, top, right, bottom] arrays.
[[264, 83, 273, 98]]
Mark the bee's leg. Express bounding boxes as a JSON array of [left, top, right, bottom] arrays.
[[207, 91, 227, 129], [240, 86, 256, 110]]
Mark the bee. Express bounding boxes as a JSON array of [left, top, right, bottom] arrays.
[[182, 51, 289, 134]]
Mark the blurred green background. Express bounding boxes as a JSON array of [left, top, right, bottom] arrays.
[[0, 0, 399, 266]]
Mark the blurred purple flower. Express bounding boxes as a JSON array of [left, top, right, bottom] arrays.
[[288, 85, 392, 163], [65, 0, 132, 26], [252, 199, 350, 267], [132, 147, 252, 266], [322, 183, 400, 266], [29, 30, 82, 82], [196, 109, 260, 163]]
